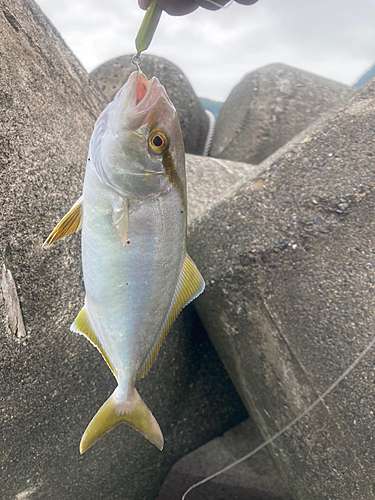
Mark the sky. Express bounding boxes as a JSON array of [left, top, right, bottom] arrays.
[[36, 0, 375, 102]]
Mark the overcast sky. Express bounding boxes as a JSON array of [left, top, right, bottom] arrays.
[[36, 0, 375, 101]]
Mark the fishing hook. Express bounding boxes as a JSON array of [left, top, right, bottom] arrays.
[[132, 53, 142, 72]]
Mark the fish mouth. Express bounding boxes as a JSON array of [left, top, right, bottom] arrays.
[[135, 71, 151, 106], [118, 71, 175, 130]]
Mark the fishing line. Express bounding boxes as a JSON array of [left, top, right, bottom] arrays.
[[199, 0, 234, 9], [202, 110, 216, 156], [181, 333, 375, 499]]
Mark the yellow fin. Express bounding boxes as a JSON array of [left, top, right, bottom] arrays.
[[43, 196, 83, 247], [80, 387, 163, 454], [71, 307, 115, 376], [138, 253, 205, 379]]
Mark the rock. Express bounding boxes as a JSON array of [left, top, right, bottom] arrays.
[[0, 1, 249, 499], [157, 418, 293, 500], [210, 63, 355, 164], [90, 54, 209, 156], [188, 75, 375, 499]]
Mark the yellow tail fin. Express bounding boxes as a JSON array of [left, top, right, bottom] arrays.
[[80, 387, 163, 454]]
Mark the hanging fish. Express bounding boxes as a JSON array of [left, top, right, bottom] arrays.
[[43, 70, 205, 454]]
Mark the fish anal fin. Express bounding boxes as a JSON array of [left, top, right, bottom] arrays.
[[43, 196, 83, 247], [80, 387, 163, 454], [138, 253, 205, 379], [71, 307, 115, 376]]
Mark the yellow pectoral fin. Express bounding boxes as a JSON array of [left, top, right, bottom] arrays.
[[80, 387, 163, 454], [138, 253, 205, 379], [43, 196, 83, 247], [71, 307, 115, 376]]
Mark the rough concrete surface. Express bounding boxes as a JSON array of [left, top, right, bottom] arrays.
[[210, 63, 354, 165], [0, 2, 249, 499], [90, 54, 209, 156], [189, 79, 375, 499], [186, 154, 262, 225], [158, 418, 293, 500]]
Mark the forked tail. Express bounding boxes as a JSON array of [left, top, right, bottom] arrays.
[[80, 387, 163, 454]]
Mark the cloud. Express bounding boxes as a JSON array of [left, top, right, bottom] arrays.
[[36, 0, 375, 101]]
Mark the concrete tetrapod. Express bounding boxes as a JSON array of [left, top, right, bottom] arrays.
[[210, 63, 354, 165], [189, 80, 375, 499], [158, 418, 293, 500]]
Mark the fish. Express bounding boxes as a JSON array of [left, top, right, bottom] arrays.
[[43, 70, 205, 454]]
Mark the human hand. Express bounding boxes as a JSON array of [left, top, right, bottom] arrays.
[[138, 0, 258, 16]]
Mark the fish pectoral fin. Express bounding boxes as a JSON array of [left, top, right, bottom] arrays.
[[71, 306, 115, 376], [138, 253, 205, 379], [113, 198, 129, 246], [43, 196, 83, 247], [80, 387, 163, 454]]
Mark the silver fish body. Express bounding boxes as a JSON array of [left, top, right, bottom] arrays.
[[82, 145, 185, 391], [44, 71, 204, 452]]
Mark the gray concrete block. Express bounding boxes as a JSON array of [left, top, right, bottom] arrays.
[[158, 418, 293, 500], [185, 154, 262, 225], [90, 54, 209, 156], [0, 2, 248, 498], [188, 77, 375, 499], [210, 63, 354, 165]]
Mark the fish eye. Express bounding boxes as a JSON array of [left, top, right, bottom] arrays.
[[148, 129, 169, 155]]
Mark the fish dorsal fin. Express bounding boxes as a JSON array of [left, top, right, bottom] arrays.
[[71, 307, 115, 376], [138, 253, 205, 379], [43, 196, 83, 247]]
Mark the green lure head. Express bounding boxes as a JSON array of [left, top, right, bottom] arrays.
[[135, 0, 163, 54]]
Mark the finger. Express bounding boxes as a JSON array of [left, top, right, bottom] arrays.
[[138, 0, 152, 10], [235, 0, 258, 4], [153, 0, 199, 15]]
